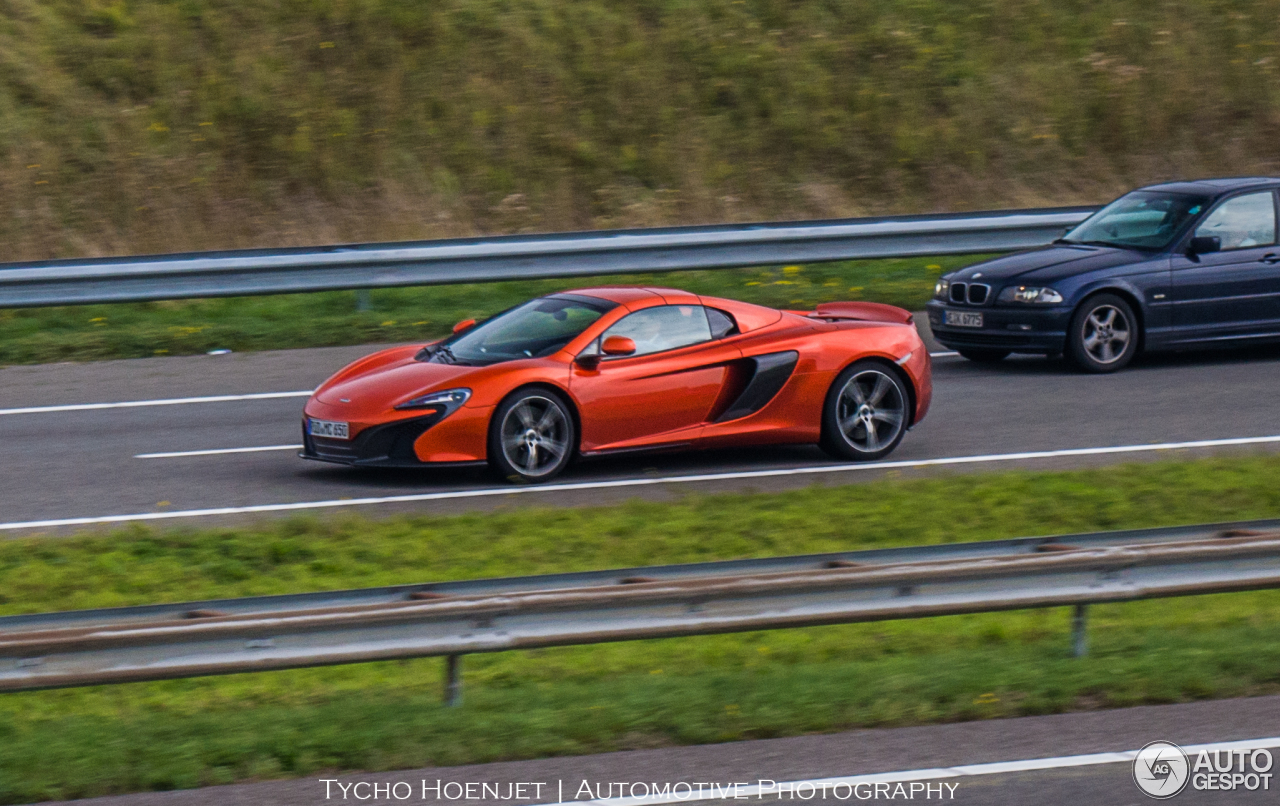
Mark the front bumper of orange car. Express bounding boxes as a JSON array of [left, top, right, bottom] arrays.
[[300, 400, 492, 468]]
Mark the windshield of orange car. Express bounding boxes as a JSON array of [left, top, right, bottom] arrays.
[[428, 294, 618, 366], [1060, 191, 1209, 250]]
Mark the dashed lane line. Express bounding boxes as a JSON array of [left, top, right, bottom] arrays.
[[5, 434, 1280, 531], [0, 391, 313, 416]]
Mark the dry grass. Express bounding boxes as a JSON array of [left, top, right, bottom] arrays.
[[3, 1, 1280, 261]]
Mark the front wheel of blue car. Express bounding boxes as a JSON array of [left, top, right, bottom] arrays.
[[819, 361, 910, 462], [1067, 293, 1139, 373]]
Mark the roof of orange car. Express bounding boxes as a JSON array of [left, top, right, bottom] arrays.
[[560, 286, 675, 304], [562, 285, 789, 332]]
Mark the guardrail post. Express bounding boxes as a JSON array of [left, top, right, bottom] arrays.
[[1071, 604, 1088, 658], [444, 654, 462, 706], [355, 289, 372, 312]]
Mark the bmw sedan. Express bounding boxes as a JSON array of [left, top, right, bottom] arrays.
[[927, 177, 1280, 372]]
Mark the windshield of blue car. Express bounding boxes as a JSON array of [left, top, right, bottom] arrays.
[[1060, 191, 1210, 250], [430, 294, 618, 365]]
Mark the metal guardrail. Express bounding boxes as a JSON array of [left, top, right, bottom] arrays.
[[1, 517, 1269, 634], [1, 521, 1276, 701], [0, 207, 1096, 307]]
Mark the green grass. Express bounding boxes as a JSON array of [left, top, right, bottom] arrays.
[[4, 455, 1280, 802], [0, 255, 968, 365], [3, 1, 1279, 260]]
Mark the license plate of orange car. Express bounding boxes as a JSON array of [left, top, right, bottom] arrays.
[[944, 310, 983, 328], [309, 419, 349, 439]]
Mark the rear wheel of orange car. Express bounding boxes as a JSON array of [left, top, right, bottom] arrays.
[[489, 388, 576, 483], [819, 361, 910, 462]]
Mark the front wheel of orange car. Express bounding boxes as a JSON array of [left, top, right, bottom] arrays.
[[819, 361, 910, 462], [488, 388, 576, 483]]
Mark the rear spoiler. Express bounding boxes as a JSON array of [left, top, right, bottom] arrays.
[[806, 301, 914, 325]]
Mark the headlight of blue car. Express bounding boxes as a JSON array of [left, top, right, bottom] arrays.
[[999, 286, 1064, 304]]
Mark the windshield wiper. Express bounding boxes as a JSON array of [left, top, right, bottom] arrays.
[[1055, 238, 1122, 248], [428, 345, 471, 366], [414, 343, 478, 365]]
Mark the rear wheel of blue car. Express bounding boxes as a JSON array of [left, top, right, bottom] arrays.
[[819, 361, 910, 462], [489, 388, 576, 483], [1067, 293, 1138, 373]]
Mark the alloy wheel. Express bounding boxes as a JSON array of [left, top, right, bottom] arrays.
[[835, 369, 907, 454], [1081, 304, 1132, 365], [499, 395, 570, 478]]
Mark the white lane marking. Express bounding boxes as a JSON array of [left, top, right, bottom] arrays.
[[534, 736, 1280, 806], [135, 445, 303, 459], [2, 358, 957, 415], [4, 434, 1280, 531], [0, 391, 313, 416]]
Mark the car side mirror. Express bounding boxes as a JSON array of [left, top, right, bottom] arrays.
[[1188, 236, 1221, 256], [452, 318, 477, 334], [601, 336, 636, 356]]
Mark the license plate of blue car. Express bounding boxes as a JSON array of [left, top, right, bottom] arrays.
[[944, 310, 983, 328]]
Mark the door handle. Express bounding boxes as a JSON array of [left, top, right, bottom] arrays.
[[1260, 253, 1280, 264]]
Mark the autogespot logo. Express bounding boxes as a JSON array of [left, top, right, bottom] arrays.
[[1133, 741, 1190, 799]]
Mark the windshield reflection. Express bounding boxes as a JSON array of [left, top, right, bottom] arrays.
[[1060, 191, 1209, 250], [426, 294, 617, 366]]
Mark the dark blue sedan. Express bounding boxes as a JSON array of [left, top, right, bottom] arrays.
[[926, 177, 1280, 372]]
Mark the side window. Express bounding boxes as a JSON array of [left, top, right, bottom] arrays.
[[602, 305, 712, 357], [1195, 192, 1277, 250], [707, 308, 739, 339]]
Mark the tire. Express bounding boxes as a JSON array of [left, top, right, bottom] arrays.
[[819, 361, 911, 461], [488, 388, 576, 483], [957, 348, 1011, 364], [1066, 293, 1139, 373]]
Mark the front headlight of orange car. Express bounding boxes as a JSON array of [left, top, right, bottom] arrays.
[[394, 388, 472, 416]]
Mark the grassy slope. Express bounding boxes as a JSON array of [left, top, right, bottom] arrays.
[[2, 1, 1280, 261], [9, 0, 1280, 365], [4, 456, 1280, 801], [0, 255, 969, 364]]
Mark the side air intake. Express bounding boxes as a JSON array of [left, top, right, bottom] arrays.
[[714, 351, 799, 422]]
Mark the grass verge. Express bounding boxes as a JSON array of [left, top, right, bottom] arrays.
[[3, 1, 1278, 256], [0, 256, 969, 366], [3, 456, 1280, 801]]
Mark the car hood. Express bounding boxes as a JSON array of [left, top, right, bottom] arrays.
[[950, 245, 1143, 284], [313, 351, 478, 409]]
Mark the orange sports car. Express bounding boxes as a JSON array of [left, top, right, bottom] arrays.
[[301, 287, 932, 482]]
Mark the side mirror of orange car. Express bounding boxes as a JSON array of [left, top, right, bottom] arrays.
[[452, 318, 477, 334], [601, 336, 636, 356]]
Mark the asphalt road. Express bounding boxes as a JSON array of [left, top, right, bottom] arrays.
[[31, 695, 1280, 806], [2, 320, 1279, 532], [9, 331, 1280, 806]]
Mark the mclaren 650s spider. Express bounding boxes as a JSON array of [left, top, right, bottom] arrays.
[[301, 287, 932, 483]]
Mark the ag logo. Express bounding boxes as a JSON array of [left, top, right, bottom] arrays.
[[1133, 741, 1190, 799]]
